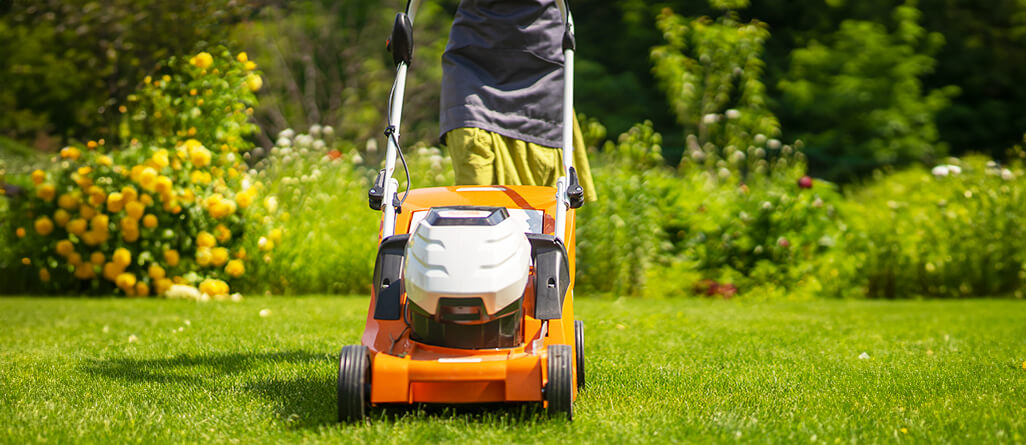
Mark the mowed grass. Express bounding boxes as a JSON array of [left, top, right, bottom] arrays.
[[1, 297, 1024, 444]]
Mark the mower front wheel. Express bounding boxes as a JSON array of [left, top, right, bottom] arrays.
[[337, 345, 370, 422], [546, 344, 574, 420]]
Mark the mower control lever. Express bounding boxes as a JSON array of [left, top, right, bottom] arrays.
[[567, 167, 584, 209], [368, 169, 387, 210], [388, 13, 414, 67]]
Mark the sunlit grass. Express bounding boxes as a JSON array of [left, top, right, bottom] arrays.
[[1, 297, 1024, 443]]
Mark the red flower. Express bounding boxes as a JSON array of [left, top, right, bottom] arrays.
[[327, 149, 342, 160], [798, 175, 813, 189]]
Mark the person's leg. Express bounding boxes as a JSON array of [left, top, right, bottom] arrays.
[[446, 127, 495, 185]]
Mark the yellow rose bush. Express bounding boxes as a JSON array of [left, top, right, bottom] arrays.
[[3, 48, 281, 298]]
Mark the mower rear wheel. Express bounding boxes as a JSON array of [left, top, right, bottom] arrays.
[[337, 345, 370, 422], [575, 320, 585, 389], [546, 344, 574, 420]]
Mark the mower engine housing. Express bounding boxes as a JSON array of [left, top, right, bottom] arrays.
[[405, 206, 531, 349]]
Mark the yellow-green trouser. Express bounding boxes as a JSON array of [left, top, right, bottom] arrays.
[[445, 116, 597, 202]]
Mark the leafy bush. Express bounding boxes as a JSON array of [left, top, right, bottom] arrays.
[[838, 154, 1026, 298], [577, 122, 676, 297], [1, 49, 273, 297], [0, 0, 250, 149], [650, 6, 780, 158], [240, 126, 454, 295]]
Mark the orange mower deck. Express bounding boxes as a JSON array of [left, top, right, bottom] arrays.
[[360, 185, 579, 406]]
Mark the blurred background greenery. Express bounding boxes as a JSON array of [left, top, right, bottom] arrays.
[[2, 0, 1025, 299]]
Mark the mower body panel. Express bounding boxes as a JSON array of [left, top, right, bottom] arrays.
[[360, 185, 577, 405]]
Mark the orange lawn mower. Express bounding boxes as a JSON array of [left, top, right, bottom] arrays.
[[336, 0, 586, 421]]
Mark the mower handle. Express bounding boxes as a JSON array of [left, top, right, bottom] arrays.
[[378, 0, 579, 241]]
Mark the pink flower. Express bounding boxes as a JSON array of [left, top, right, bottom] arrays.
[[798, 176, 813, 189]]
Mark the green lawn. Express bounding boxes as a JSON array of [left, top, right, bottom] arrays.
[[1, 297, 1024, 443]]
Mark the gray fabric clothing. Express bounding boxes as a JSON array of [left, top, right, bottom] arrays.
[[440, 0, 565, 148]]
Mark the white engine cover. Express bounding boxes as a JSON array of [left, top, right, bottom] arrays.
[[404, 207, 531, 316]]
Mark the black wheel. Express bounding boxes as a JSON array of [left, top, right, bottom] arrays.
[[574, 320, 585, 389], [337, 345, 370, 422], [546, 344, 574, 420]]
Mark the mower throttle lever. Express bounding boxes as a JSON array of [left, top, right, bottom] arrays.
[[368, 169, 387, 210], [567, 166, 584, 209]]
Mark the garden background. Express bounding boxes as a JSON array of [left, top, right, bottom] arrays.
[[2, 0, 1026, 300]]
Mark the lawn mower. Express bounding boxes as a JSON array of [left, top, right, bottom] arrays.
[[336, 0, 585, 421]]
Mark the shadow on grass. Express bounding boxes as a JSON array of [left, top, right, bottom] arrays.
[[81, 350, 552, 429], [81, 350, 338, 429]]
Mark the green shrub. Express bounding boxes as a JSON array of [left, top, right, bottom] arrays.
[[839, 154, 1026, 298], [1, 48, 267, 297], [241, 128, 454, 295]]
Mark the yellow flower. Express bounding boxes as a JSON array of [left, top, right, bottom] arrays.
[[54, 209, 71, 227], [21, 257, 31, 265], [155, 278, 173, 296], [269, 228, 283, 243], [190, 170, 211, 184], [90, 252, 106, 265], [236, 188, 256, 209], [155, 176, 173, 195], [234, 247, 247, 259], [187, 141, 212, 167], [106, 192, 125, 213], [115, 272, 137, 290], [244, 61, 256, 71], [57, 193, 79, 210], [125, 201, 146, 220], [113, 247, 132, 268], [140, 194, 154, 206], [88, 186, 106, 206], [215, 224, 232, 242], [139, 167, 158, 191], [90, 214, 110, 233], [122, 229, 139, 243], [80, 205, 97, 220], [258, 236, 274, 251], [97, 155, 113, 167], [121, 186, 138, 203], [103, 262, 123, 282], [152, 150, 170, 168], [135, 282, 150, 297], [196, 231, 216, 248], [245, 73, 263, 92], [143, 214, 158, 229], [39, 268, 51, 282], [16, 227, 26, 238], [211, 247, 229, 267], [31, 169, 45, 185], [37, 184, 56, 201], [34, 216, 54, 236], [60, 146, 81, 160], [77, 166, 92, 176], [236, 52, 248, 63], [74, 263, 95, 280], [191, 52, 213, 69], [195, 247, 213, 267], [67, 252, 83, 266], [56, 240, 74, 257], [130, 165, 145, 182], [148, 263, 166, 280], [67, 219, 88, 236], [199, 279, 229, 296], [225, 259, 245, 278], [164, 249, 180, 267]]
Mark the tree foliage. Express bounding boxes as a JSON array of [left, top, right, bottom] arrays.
[[777, 1, 959, 179]]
